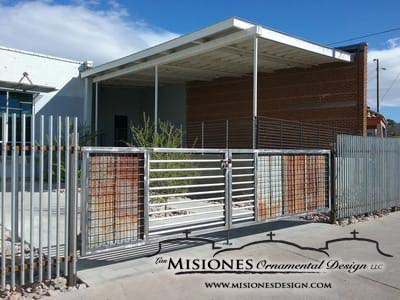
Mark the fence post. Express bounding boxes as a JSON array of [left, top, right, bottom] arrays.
[[67, 120, 78, 287], [224, 150, 232, 245], [47, 116, 53, 280], [1, 113, 7, 288], [330, 147, 337, 223], [254, 151, 259, 222], [20, 114, 26, 285], [11, 114, 16, 288], [143, 150, 150, 241]]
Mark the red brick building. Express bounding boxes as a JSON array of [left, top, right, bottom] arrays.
[[367, 107, 387, 137]]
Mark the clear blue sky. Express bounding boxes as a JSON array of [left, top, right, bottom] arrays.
[[118, 0, 400, 121], [119, 0, 398, 48]]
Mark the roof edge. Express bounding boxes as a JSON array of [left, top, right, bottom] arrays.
[[0, 45, 84, 65]]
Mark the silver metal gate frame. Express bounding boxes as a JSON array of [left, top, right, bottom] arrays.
[[80, 147, 331, 256]]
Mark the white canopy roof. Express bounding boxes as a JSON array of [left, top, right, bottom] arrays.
[[81, 17, 353, 87]]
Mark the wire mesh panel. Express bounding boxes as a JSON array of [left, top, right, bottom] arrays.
[[257, 150, 330, 220], [81, 150, 145, 255], [257, 155, 283, 219], [148, 149, 227, 237]]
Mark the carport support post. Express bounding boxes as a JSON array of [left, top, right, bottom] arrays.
[[154, 65, 159, 133], [252, 37, 258, 149], [94, 82, 98, 145], [83, 78, 92, 133]]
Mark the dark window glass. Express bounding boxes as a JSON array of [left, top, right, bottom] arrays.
[[114, 115, 128, 146], [0, 92, 6, 110], [0, 91, 33, 145]]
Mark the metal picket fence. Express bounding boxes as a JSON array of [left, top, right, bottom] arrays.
[[0, 113, 79, 289], [335, 135, 400, 219], [80, 147, 331, 256]]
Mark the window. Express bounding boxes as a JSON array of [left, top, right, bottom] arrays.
[[0, 91, 33, 144], [114, 115, 128, 146]]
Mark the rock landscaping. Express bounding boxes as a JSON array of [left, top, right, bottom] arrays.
[[300, 207, 399, 225], [0, 277, 88, 300]]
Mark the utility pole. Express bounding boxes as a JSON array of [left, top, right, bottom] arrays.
[[373, 58, 386, 113]]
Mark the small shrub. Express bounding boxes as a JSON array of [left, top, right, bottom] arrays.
[[130, 113, 195, 203]]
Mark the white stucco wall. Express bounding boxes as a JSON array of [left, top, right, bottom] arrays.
[[0, 46, 87, 122]]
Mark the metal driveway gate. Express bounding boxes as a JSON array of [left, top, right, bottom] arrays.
[[80, 148, 330, 256]]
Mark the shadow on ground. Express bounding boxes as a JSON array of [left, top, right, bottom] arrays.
[[78, 219, 309, 271]]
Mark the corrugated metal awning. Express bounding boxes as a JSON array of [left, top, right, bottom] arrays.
[[0, 79, 57, 93]]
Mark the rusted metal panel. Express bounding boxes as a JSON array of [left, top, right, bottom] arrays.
[[258, 153, 329, 219], [87, 153, 144, 251]]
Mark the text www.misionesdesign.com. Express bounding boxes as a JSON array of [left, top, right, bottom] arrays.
[[204, 281, 332, 289]]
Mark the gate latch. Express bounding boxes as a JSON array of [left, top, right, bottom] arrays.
[[221, 158, 232, 170]]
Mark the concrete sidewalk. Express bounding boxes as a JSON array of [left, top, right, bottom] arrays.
[[55, 212, 400, 300]]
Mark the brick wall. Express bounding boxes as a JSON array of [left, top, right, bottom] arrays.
[[186, 43, 367, 138]]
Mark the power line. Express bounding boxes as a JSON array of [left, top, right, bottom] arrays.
[[381, 72, 400, 101], [327, 27, 400, 45]]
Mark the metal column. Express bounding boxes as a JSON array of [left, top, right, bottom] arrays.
[[252, 37, 258, 149], [95, 82, 98, 145], [154, 65, 159, 133]]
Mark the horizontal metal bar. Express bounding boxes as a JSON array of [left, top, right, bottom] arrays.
[[150, 148, 227, 154], [81, 147, 330, 155], [150, 175, 224, 182], [150, 189, 225, 198], [149, 221, 225, 235], [232, 211, 254, 217], [149, 215, 225, 230], [150, 159, 221, 163], [232, 216, 255, 222], [232, 193, 254, 199], [232, 199, 255, 205], [232, 181, 254, 185], [232, 205, 254, 210], [81, 147, 146, 153], [151, 167, 221, 172], [232, 187, 254, 192], [232, 159, 254, 162], [149, 182, 224, 191], [149, 203, 224, 215], [232, 166, 254, 170], [149, 196, 225, 207], [150, 209, 225, 221], [232, 174, 254, 178]]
